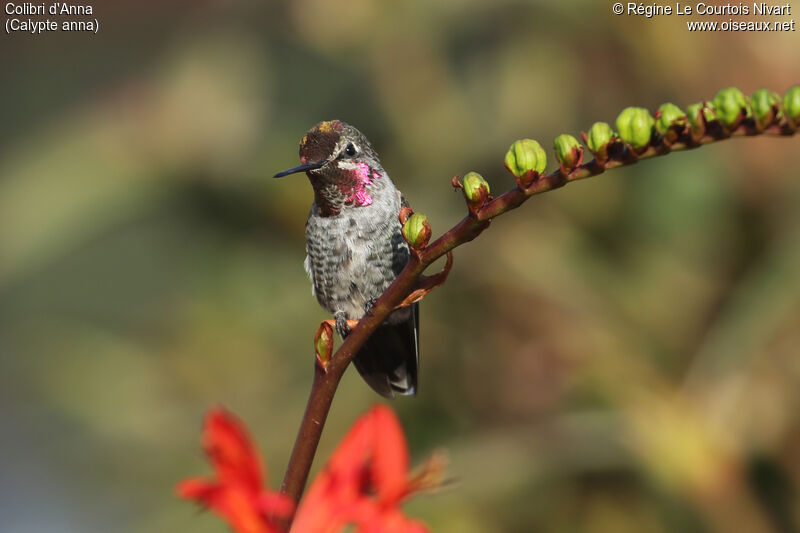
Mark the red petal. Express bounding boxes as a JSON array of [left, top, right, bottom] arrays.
[[290, 500, 348, 533], [179, 480, 279, 533], [293, 409, 377, 532], [214, 486, 279, 533], [293, 406, 415, 532], [204, 407, 264, 492], [176, 478, 220, 503], [257, 492, 295, 519], [369, 406, 409, 502], [292, 459, 362, 532], [357, 509, 431, 533], [327, 410, 373, 480], [180, 408, 293, 533], [292, 406, 437, 533]]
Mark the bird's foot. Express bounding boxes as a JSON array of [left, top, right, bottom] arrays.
[[395, 251, 454, 309], [331, 313, 360, 338], [364, 297, 378, 316]]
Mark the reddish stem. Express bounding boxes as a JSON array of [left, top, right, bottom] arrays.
[[279, 118, 798, 521]]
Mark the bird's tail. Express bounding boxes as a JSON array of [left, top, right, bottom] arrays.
[[351, 304, 419, 398]]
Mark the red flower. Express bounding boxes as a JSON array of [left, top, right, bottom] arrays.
[[176, 407, 294, 533], [178, 405, 444, 533], [292, 405, 445, 533]]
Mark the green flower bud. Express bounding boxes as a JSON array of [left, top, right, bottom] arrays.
[[504, 139, 547, 186], [784, 85, 800, 123], [616, 107, 655, 150], [655, 103, 688, 136], [712, 87, 750, 127], [750, 89, 782, 129], [462, 171, 490, 210], [314, 321, 334, 368], [553, 134, 583, 173], [687, 102, 716, 136], [584, 121, 615, 160], [402, 213, 432, 250]]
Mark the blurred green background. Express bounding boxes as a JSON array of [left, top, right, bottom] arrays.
[[2, 1, 800, 532]]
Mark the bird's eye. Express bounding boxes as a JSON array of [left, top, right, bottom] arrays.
[[344, 143, 357, 157]]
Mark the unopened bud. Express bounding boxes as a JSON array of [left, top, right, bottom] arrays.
[[462, 171, 490, 211], [687, 102, 716, 137], [784, 85, 800, 124], [402, 213, 432, 250], [504, 139, 546, 187], [616, 107, 655, 150], [553, 134, 583, 174], [712, 87, 750, 128], [398, 206, 413, 225], [750, 89, 782, 130], [655, 103, 688, 137], [314, 321, 334, 369], [583, 122, 615, 161]]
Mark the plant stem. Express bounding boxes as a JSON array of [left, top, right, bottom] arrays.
[[279, 119, 798, 522]]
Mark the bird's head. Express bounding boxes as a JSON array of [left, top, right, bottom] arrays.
[[274, 120, 385, 215]]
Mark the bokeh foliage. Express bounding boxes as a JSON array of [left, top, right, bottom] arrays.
[[1, 1, 799, 531]]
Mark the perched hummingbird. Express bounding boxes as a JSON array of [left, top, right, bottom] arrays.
[[274, 120, 418, 398]]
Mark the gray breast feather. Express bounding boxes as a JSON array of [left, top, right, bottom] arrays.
[[304, 188, 409, 320]]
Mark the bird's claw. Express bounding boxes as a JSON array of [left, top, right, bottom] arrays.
[[331, 315, 360, 338], [364, 297, 378, 315]]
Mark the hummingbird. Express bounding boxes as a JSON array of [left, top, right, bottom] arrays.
[[274, 120, 418, 398]]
